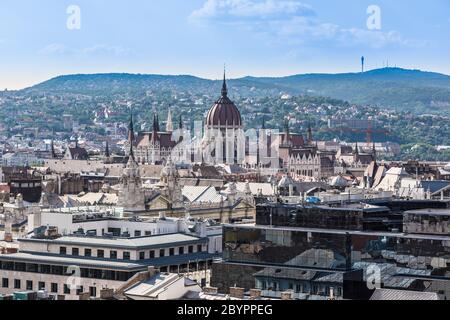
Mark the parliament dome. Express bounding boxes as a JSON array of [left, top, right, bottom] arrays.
[[205, 73, 242, 128]]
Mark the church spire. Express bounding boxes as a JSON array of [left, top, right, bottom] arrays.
[[221, 65, 228, 97], [307, 121, 313, 145], [372, 142, 377, 161], [51, 138, 56, 159], [128, 111, 135, 160], [152, 113, 158, 133], [354, 142, 359, 156], [105, 141, 110, 158], [166, 108, 174, 132], [284, 119, 291, 147], [179, 114, 183, 130], [128, 110, 135, 142]]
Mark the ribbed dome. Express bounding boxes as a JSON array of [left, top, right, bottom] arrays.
[[206, 96, 242, 127], [205, 72, 242, 127]]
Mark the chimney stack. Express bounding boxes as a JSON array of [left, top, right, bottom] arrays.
[[229, 287, 245, 299]]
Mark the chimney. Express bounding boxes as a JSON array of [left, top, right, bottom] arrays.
[[147, 266, 158, 278], [100, 288, 115, 300], [328, 287, 335, 301], [250, 289, 262, 299], [78, 292, 91, 301], [229, 287, 245, 299], [4, 233, 13, 243], [289, 184, 294, 197], [203, 287, 219, 295], [281, 291, 293, 300]]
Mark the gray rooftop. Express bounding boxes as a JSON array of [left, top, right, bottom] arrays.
[[224, 224, 450, 241], [405, 209, 450, 217], [370, 289, 440, 301]]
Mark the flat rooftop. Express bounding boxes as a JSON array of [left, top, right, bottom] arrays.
[[0, 251, 218, 271], [19, 233, 207, 250], [258, 203, 390, 213]]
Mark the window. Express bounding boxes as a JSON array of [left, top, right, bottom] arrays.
[[51, 283, 58, 293], [197, 244, 203, 252], [97, 250, 105, 258], [72, 248, 79, 256], [14, 279, 21, 289], [188, 246, 194, 253], [139, 252, 145, 260], [123, 252, 130, 260], [64, 284, 70, 294], [134, 231, 141, 237], [38, 282, 45, 290], [85, 249, 92, 257], [26, 280, 33, 291], [272, 282, 279, 291], [159, 249, 165, 257], [169, 248, 175, 256], [89, 287, 97, 297], [110, 251, 117, 259], [2, 278, 9, 288], [149, 251, 155, 259], [76, 286, 84, 295], [295, 284, 302, 293], [179, 247, 184, 255], [145, 231, 152, 236], [60, 247, 67, 255]]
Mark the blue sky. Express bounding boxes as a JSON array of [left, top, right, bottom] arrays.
[[0, 0, 449, 89]]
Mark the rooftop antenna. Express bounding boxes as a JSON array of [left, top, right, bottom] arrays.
[[361, 56, 365, 73]]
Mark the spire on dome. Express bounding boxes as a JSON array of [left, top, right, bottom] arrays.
[[221, 64, 228, 97]]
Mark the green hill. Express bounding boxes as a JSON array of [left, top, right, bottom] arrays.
[[25, 68, 450, 114]]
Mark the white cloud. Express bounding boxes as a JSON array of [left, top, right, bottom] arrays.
[[38, 44, 133, 57], [190, 0, 424, 49], [190, 0, 314, 21], [38, 43, 72, 55], [81, 44, 133, 57]]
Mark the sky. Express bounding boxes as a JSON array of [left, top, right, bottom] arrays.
[[0, 0, 449, 89]]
